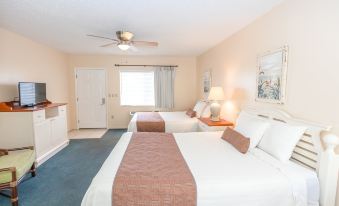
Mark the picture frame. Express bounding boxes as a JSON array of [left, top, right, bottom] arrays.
[[203, 70, 211, 100], [256, 46, 288, 104]]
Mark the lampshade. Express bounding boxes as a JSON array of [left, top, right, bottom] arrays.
[[118, 43, 130, 51], [208, 87, 225, 101]]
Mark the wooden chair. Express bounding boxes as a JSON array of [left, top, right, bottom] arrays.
[[0, 146, 36, 206]]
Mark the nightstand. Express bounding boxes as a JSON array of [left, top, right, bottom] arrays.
[[198, 117, 234, 132]]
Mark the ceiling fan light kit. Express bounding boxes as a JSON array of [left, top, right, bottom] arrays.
[[87, 31, 158, 51], [118, 43, 130, 51]]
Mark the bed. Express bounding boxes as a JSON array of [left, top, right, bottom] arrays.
[[128, 111, 199, 132], [82, 107, 339, 206], [127, 101, 210, 133]]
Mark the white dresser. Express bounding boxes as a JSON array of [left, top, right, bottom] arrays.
[[0, 103, 69, 165]]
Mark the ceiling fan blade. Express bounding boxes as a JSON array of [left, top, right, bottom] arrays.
[[131, 40, 158, 47], [87, 34, 119, 42], [100, 42, 117, 47], [130, 45, 139, 52]]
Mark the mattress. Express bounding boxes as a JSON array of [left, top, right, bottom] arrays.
[[127, 111, 199, 132], [82, 131, 319, 206]]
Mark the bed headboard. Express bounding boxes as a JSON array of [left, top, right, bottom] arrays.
[[242, 106, 339, 206]]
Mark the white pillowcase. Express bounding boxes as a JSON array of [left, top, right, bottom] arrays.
[[258, 123, 307, 162], [193, 100, 207, 118], [234, 112, 270, 149], [200, 104, 211, 118]]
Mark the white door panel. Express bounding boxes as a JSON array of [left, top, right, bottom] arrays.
[[76, 69, 107, 128]]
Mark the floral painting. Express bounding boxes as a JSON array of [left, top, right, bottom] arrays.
[[203, 71, 211, 100], [256, 46, 288, 104]]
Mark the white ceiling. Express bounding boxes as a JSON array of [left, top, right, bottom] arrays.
[[0, 0, 283, 56]]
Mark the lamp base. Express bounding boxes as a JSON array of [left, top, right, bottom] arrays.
[[210, 101, 221, 122], [210, 116, 220, 122]]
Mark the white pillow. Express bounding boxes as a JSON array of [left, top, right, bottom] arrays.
[[193, 101, 207, 118], [258, 123, 307, 162], [234, 112, 270, 149], [200, 104, 211, 118]]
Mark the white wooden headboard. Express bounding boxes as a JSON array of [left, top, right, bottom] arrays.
[[242, 107, 339, 206]]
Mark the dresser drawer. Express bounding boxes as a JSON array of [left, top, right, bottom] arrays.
[[33, 110, 45, 123]]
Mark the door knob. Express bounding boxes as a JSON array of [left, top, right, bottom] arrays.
[[101, 98, 106, 105]]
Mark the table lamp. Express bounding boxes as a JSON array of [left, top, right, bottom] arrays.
[[208, 87, 225, 121]]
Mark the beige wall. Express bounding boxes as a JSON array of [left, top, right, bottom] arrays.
[[68, 55, 197, 130], [197, 0, 339, 204], [198, 0, 339, 140], [0, 28, 70, 128]]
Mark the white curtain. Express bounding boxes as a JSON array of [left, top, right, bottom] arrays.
[[154, 67, 175, 109]]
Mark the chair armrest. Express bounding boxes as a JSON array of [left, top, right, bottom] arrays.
[[7, 146, 34, 152], [0, 149, 8, 156], [0, 167, 15, 173], [0, 167, 17, 182], [0, 146, 34, 156]]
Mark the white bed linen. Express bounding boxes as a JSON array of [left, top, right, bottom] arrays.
[[127, 111, 199, 132], [81, 132, 319, 206]]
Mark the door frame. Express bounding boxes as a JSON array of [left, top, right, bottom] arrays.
[[74, 68, 108, 129]]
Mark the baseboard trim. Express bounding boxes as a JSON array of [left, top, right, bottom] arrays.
[[36, 140, 70, 166], [108, 127, 128, 129]]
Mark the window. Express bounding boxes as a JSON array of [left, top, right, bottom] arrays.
[[120, 71, 155, 106]]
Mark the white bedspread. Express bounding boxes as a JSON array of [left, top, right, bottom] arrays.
[[81, 132, 319, 206], [127, 111, 199, 133]]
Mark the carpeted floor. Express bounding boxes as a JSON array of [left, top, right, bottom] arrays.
[[0, 129, 126, 206]]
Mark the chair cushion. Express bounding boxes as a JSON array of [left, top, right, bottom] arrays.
[[0, 149, 35, 184]]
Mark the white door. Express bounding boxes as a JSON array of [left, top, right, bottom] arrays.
[[76, 69, 107, 128]]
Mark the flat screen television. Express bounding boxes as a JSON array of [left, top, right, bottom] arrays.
[[18, 82, 47, 106]]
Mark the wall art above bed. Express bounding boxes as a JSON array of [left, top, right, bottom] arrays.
[[203, 70, 211, 100], [256, 46, 288, 104]]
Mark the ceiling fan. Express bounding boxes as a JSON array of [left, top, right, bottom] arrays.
[[87, 31, 158, 51]]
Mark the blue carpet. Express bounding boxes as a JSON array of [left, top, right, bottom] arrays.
[[0, 129, 126, 206]]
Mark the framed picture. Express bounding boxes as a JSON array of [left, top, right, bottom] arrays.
[[203, 71, 211, 100], [256, 46, 288, 104]]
